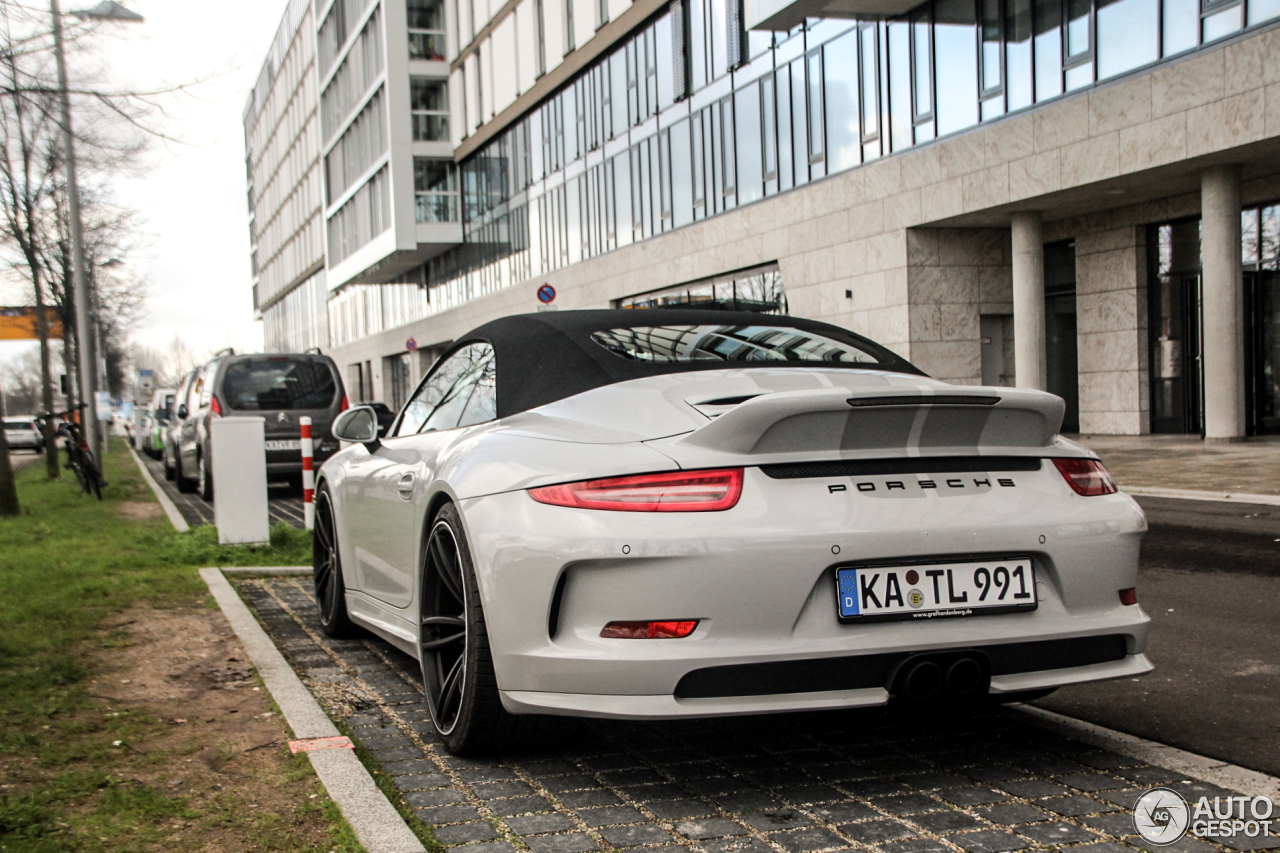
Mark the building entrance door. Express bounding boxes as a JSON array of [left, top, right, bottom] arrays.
[[1245, 270, 1280, 435], [1044, 241, 1079, 433], [1149, 273, 1202, 434]]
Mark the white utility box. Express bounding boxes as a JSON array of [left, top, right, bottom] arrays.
[[211, 416, 270, 545]]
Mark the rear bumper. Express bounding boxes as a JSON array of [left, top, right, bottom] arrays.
[[499, 653, 1153, 719], [460, 467, 1152, 715], [6, 436, 40, 449]]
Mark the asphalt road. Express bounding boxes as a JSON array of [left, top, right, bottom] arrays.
[[1035, 495, 1280, 777]]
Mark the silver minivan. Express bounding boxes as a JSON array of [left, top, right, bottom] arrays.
[[171, 352, 347, 500]]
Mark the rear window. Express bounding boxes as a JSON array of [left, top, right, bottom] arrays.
[[4, 421, 33, 431], [591, 324, 886, 364], [222, 360, 338, 411]]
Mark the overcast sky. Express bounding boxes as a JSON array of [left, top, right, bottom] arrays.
[[0, 0, 288, 370]]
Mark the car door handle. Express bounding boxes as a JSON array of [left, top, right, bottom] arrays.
[[397, 472, 415, 498]]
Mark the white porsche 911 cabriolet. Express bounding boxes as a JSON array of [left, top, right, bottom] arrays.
[[316, 308, 1151, 755]]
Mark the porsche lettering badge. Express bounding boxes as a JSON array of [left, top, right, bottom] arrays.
[[827, 478, 1018, 495]]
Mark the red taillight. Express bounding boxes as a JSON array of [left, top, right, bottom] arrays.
[[340, 394, 349, 412], [601, 620, 699, 639], [1119, 588, 1138, 606], [529, 469, 743, 512], [210, 395, 222, 417], [1052, 458, 1117, 496]]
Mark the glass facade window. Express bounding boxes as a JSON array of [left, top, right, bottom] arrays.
[[321, 5, 384, 142], [326, 87, 388, 205], [408, 0, 447, 60], [411, 77, 450, 140], [415, 157, 459, 222], [1097, 0, 1158, 80], [319, 0, 376, 75], [328, 166, 391, 264], [1202, 2, 1243, 39], [934, 0, 979, 136]]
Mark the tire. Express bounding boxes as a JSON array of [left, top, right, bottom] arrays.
[[70, 457, 88, 494], [197, 453, 213, 502], [419, 502, 578, 756], [163, 450, 175, 481], [313, 486, 360, 639], [34, 443, 43, 455], [81, 450, 103, 500], [175, 448, 195, 493]]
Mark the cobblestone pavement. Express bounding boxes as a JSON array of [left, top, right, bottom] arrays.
[[136, 451, 306, 529], [238, 577, 1267, 853]]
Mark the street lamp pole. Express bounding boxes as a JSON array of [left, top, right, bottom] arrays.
[[50, 0, 98, 460], [49, 0, 142, 464]]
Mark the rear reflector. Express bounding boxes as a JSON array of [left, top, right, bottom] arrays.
[[1052, 458, 1118, 496], [601, 620, 699, 639], [529, 469, 743, 512], [1119, 588, 1138, 606], [340, 394, 349, 412]]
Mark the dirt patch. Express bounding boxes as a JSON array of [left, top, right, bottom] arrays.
[[1, 604, 350, 851], [117, 501, 164, 521]]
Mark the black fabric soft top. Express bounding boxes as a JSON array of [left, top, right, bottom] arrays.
[[443, 308, 925, 419]]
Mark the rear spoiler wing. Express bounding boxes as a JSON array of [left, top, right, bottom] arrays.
[[672, 387, 1065, 456]]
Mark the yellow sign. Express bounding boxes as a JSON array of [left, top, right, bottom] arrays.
[[0, 307, 63, 340]]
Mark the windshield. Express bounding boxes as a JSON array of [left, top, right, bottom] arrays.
[[591, 324, 886, 364], [222, 360, 338, 411]]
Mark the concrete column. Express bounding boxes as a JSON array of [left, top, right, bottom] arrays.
[[1201, 165, 1246, 442], [1011, 211, 1047, 391]]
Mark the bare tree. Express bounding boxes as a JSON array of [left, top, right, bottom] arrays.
[[0, 0, 161, 474], [0, 346, 44, 414]]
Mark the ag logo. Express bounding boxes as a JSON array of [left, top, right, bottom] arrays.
[[1133, 787, 1191, 845], [277, 412, 289, 423]]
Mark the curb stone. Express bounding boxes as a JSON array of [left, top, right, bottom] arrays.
[[200, 567, 426, 853], [128, 446, 189, 531], [1009, 705, 1280, 800]]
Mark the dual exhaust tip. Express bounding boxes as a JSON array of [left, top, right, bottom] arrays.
[[891, 652, 990, 700]]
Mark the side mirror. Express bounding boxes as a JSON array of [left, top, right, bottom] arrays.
[[333, 406, 380, 448], [177, 404, 188, 419]]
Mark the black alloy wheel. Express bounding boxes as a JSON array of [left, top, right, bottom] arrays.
[[418, 503, 579, 755], [312, 486, 359, 638], [420, 514, 469, 738]]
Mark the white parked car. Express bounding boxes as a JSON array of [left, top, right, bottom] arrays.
[[3, 416, 43, 452], [316, 309, 1151, 755]]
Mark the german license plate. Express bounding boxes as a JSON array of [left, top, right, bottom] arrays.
[[264, 439, 301, 451], [836, 559, 1037, 622]]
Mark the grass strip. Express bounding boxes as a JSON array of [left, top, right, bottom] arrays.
[[0, 445, 358, 852]]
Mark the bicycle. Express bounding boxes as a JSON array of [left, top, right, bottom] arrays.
[[37, 405, 106, 500]]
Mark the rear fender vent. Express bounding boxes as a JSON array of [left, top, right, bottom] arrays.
[[760, 456, 1042, 479], [689, 394, 764, 419]]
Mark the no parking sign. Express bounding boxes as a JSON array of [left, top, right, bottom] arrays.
[[537, 284, 556, 304]]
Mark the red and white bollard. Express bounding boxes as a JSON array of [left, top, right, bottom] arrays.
[[300, 416, 315, 530]]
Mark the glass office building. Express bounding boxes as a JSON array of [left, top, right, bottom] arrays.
[[250, 0, 1280, 436]]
